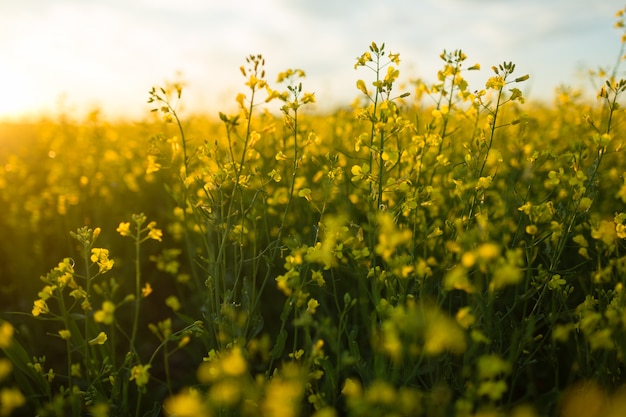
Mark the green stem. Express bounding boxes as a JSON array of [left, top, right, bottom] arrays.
[[82, 245, 93, 384], [129, 226, 142, 356]]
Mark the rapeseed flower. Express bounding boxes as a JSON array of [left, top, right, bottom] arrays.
[[116, 222, 131, 236], [91, 248, 114, 273], [164, 389, 208, 417], [0, 322, 14, 349], [58, 329, 71, 340], [88, 331, 108, 345], [32, 299, 49, 317], [166, 295, 181, 312], [129, 364, 151, 388], [0, 387, 25, 417], [93, 300, 116, 325], [0, 359, 11, 383], [262, 364, 304, 417]]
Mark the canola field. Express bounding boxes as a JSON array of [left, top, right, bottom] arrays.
[[2, 14, 626, 417]]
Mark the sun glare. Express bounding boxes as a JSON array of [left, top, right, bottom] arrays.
[[0, 68, 41, 121]]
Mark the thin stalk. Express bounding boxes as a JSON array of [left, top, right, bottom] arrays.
[[250, 107, 299, 318], [213, 86, 258, 317], [129, 226, 142, 356], [82, 245, 93, 384]]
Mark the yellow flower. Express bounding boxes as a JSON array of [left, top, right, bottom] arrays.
[[88, 331, 108, 345], [455, 307, 476, 329], [91, 248, 114, 273], [142, 283, 153, 298], [342, 378, 363, 398], [71, 363, 82, 378], [311, 270, 325, 286], [148, 228, 163, 242], [486, 76, 506, 90], [116, 222, 131, 237], [93, 301, 116, 325], [375, 212, 412, 261], [88, 403, 109, 417], [307, 298, 320, 314], [163, 389, 209, 417], [477, 379, 508, 401], [32, 299, 49, 317], [591, 220, 617, 246], [38, 285, 56, 301], [262, 364, 304, 417], [525, 225, 538, 235], [0, 387, 26, 416], [129, 364, 151, 387], [0, 358, 12, 381], [146, 155, 162, 174], [58, 329, 72, 341], [477, 354, 512, 380], [165, 295, 181, 312], [356, 79, 368, 95], [221, 346, 247, 376], [0, 321, 14, 349], [209, 380, 241, 406]]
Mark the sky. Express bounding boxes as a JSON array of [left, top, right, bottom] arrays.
[[0, 0, 623, 121]]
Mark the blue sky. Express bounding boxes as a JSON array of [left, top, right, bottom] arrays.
[[0, 0, 622, 120]]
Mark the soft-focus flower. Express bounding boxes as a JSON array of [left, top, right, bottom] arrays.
[[93, 301, 116, 325], [0, 321, 14, 349], [129, 364, 151, 388], [116, 222, 131, 237], [142, 283, 152, 298], [0, 358, 12, 381], [148, 228, 163, 242], [88, 332, 108, 345], [58, 329, 72, 341], [0, 387, 26, 416], [165, 295, 181, 312], [164, 389, 208, 417]]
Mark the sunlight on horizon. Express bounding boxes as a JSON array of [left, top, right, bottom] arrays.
[[0, 67, 43, 121], [0, 0, 621, 121]]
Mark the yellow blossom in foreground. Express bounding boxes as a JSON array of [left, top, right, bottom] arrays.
[[0, 358, 12, 381], [0, 387, 26, 416], [0, 321, 14, 349], [221, 346, 247, 376], [209, 379, 241, 406], [197, 346, 247, 383], [342, 377, 363, 398], [262, 364, 304, 417], [164, 389, 209, 417], [88, 403, 109, 417]]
